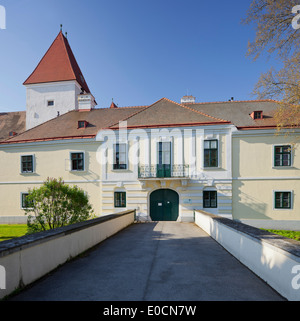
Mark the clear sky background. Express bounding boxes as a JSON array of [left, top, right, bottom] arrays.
[[0, 0, 280, 112]]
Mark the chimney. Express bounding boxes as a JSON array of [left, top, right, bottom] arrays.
[[78, 93, 97, 111], [181, 95, 195, 104]]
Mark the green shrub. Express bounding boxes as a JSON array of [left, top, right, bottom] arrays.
[[24, 177, 93, 234]]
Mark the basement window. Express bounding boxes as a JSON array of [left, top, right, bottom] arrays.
[[203, 191, 217, 208], [114, 192, 126, 208]]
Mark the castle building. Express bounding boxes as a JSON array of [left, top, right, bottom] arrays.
[[0, 30, 299, 230]]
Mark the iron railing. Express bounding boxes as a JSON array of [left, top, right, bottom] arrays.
[[138, 164, 189, 179]]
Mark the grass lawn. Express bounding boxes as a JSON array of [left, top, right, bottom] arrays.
[[0, 225, 299, 243], [264, 229, 300, 242], [0, 225, 28, 242]]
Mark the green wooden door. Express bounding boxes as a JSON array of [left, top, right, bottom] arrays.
[[150, 189, 179, 221]]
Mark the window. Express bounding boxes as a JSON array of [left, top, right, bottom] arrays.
[[157, 142, 172, 177], [274, 145, 291, 167], [47, 100, 54, 107], [114, 192, 126, 208], [21, 155, 34, 173], [204, 140, 218, 167], [71, 152, 84, 171], [250, 110, 263, 119], [254, 111, 262, 119], [203, 191, 217, 208], [78, 121, 88, 129], [274, 192, 291, 209], [113, 143, 127, 170], [21, 193, 33, 209]]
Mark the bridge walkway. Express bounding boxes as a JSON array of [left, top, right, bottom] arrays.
[[10, 221, 284, 301]]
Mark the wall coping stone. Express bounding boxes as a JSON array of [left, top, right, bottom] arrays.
[[197, 211, 300, 260], [0, 210, 135, 258]]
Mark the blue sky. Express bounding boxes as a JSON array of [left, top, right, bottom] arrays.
[[0, 0, 279, 112]]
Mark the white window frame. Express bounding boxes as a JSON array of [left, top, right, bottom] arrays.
[[20, 192, 33, 210], [113, 143, 128, 171], [272, 144, 293, 168], [20, 154, 35, 174], [69, 151, 85, 172], [156, 140, 172, 166], [114, 189, 127, 208], [273, 190, 293, 210], [203, 138, 220, 169]]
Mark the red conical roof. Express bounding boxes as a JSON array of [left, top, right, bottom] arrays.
[[23, 31, 90, 94]]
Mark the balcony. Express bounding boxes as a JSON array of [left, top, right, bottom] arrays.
[[138, 164, 189, 179]]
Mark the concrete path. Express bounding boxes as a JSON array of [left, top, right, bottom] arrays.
[[9, 222, 284, 301]]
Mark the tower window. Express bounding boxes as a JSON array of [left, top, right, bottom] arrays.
[[47, 100, 54, 107]]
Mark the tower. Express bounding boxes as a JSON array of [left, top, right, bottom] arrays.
[[23, 29, 96, 130]]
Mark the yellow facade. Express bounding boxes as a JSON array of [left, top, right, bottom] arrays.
[[232, 130, 300, 228], [0, 140, 102, 221], [0, 125, 234, 223], [1, 124, 299, 229]]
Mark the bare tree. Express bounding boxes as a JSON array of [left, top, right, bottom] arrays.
[[244, 0, 300, 129]]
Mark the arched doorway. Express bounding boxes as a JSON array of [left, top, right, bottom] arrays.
[[150, 189, 179, 221]]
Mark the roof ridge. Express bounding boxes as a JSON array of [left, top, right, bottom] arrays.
[[23, 32, 61, 85], [108, 97, 230, 129], [23, 31, 90, 94], [163, 97, 229, 122], [101, 105, 148, 110], [60, 31, 77, 81], [108, 102, 154, 128], [108, 97, 170, 128], [184, 99, 279, 105]]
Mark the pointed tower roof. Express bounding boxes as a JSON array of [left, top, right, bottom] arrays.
[[23, 30, 91, 93]]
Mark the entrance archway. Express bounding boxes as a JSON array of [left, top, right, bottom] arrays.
[[150, 189, 179, 221]]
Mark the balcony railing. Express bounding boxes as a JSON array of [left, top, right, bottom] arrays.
[[138, 164, 189, 179]]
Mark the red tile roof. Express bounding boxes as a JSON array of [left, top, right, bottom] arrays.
[[23, 31, 90, 94], [108, 98, 230, 129], [0, 99, 289, 145], [0, 112, 26, 142]]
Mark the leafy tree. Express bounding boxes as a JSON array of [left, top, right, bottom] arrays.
[[243, 0, 300, 129], [24, 178, 93, 234]]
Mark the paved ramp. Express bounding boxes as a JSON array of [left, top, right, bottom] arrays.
[[10, 222, 284, 301]]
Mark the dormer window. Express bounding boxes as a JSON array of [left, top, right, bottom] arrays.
[[78, 120, 88, 129], [251, 111, 263, 120]]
